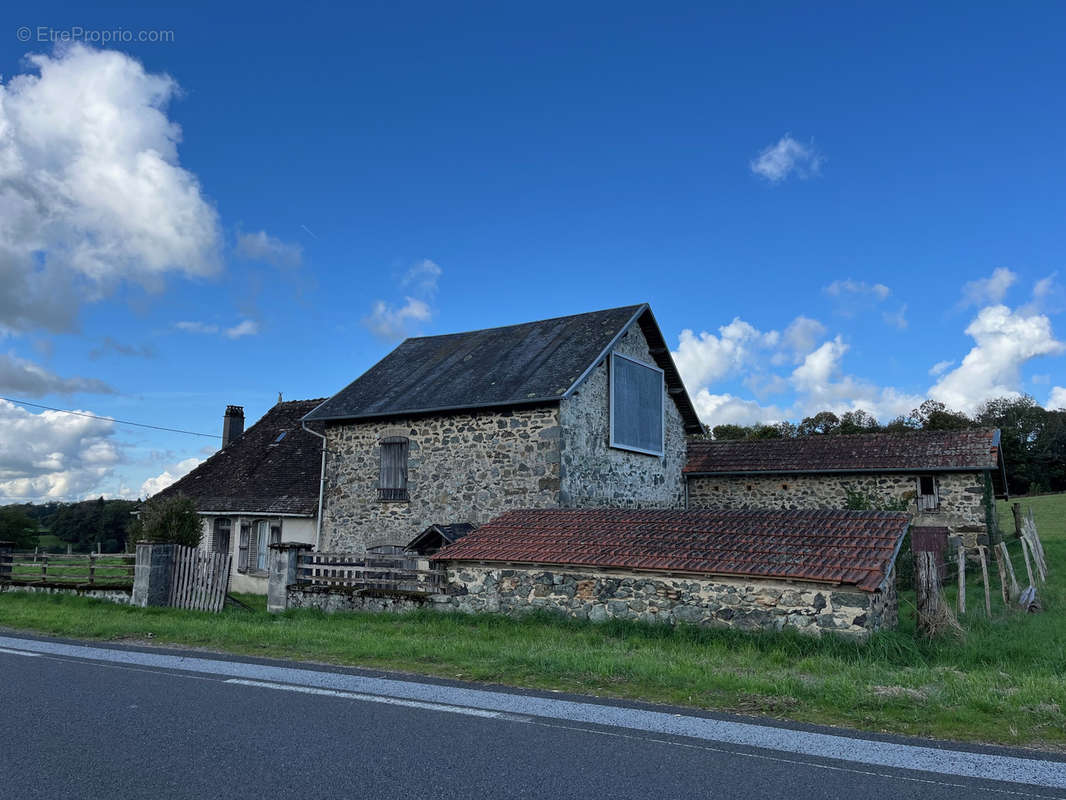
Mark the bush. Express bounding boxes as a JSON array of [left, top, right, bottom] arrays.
[[128, 494, 202, 549]]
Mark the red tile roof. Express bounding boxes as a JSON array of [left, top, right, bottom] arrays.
[[685, 429, 1001, 475], [432, 508, 909, 592]]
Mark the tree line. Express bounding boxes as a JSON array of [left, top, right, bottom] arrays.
[[0, 498, 139, 552], [704, 395, 1066, 496]]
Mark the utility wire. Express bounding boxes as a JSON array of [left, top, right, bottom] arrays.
[[0, 396, 222, 439]]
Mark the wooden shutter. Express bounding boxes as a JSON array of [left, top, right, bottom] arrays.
[[379, 437, 409, 500], [270, 523, 281, 547], [610, 353, 664, 455], [237, 523, 250, 573]]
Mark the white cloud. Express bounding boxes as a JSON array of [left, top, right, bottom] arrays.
[[0, 399, 121, 500], [750, 135, 824, 183], [0, 351, 115, 396], [824, 280, 891, 300], [362, 259, 442, 341], [928, 359, 954, 376], [690, 389, 785, 428], [961, 268, 1017, 308], [236, 230, 302, 269], [0, 45, 221, 333], [174, 319, 258, 338], [882, 304, 908, 330], [362, 297, 432, 341], [674, 318, 779, 389], [1048, 387, 1066, 410], [224, 319, 259, 339], [780, 316, 826, 361], [140, 456, 202, 498], [929, 305, 1065, 413]]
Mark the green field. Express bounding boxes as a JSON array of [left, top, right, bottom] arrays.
[[0, 494, 1062, 751]]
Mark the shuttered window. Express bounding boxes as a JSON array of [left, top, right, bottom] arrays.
[[379, 436, 409, 501], [917, 475, 939, 511], [237, 522, 251, 573], [609, 353, 664, 456], [255, 520, 270, 571], [213, 518, 231, 555]]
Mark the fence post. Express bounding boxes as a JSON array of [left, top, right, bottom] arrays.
[[131, 541, 177, 608], [267, 542, 313, 614], [0, 541, 12, 582]]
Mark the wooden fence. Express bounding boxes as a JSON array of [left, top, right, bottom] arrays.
[[297, 551, 443, 593], [0, 551, 135, 586], [169, 546, 231, 613]]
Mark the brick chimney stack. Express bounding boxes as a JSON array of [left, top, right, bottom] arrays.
[[222, 405, 244, 448]]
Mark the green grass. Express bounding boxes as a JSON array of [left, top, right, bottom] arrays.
[[0, 495, 1063, 751]]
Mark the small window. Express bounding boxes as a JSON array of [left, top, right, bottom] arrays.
[[917, 475, 939, 511], [609, 353, 664, 456], [379, 436, 409, 501], [213, 517, 231, 555], [270, 431, 287, 446], [237, 520, 280, 573]]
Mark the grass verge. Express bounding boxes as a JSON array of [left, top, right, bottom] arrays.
[[0, 495, 1062, 751]]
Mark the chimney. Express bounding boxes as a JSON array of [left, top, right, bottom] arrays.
[[222, 405, 244, 448]]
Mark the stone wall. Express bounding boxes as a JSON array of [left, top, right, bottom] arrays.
[[435, 564, 895, 638], [320, 405, 562, 552], [559, 324, 687, 509], [687, 471, 990, 545], [0, 582, 131, 605], [286, 585, 433, 614]]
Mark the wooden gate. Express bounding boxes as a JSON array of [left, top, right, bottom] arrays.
[[169, 546, 231, 612]]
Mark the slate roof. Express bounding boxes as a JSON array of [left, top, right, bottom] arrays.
[[304, 304, 703, 432], [406, 523, 476, 554], [154, 399, 326, 516], [432, 508, 909, 592], [685, 429, 1003, 475]]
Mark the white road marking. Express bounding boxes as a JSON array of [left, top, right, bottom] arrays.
[[2, 634, 1064, 791], [0, 646, 41, 657], [225, 678, 530, 721]]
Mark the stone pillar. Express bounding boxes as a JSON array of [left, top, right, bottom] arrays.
[[0, 541, 13, 581], [268, 542, 313, 613], [131, 541, 177, 608]]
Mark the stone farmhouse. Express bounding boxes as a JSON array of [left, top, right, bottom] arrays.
[[684, 430, 1007, 549], [155, 399, 325, 593], [302, 304, 704, 553]]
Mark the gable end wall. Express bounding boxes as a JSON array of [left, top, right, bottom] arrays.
[[558, 324, 687, 509]]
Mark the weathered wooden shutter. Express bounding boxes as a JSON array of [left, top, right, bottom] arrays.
[[610, 354, 664, 455], [237, 523, 250, 573], [379, 437, 409, 500], [270, 524, 281, 547]]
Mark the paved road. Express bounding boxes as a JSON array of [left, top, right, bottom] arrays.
[[0, 633, 1064, 800]]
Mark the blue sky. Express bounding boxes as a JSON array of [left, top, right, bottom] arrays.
[[0, 1, 1063, 500]]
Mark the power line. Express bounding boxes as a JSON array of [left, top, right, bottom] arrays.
[[0, 396, 222, 439]]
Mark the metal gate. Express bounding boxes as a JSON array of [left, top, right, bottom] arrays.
[[169, 546, 231, 612]]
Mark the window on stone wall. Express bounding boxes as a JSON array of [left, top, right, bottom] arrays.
[[917, 475, 939, 511], [213, 517, 231, 555], [609, 353, 664, 456], [379, 436, 410, 501]]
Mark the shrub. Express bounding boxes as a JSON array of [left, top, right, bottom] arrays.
[[128, 494, 202, 549]]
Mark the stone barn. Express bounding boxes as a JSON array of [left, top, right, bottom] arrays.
[[303, 304, 703, 554], [684, 429, 1008, 550], [430, 507, 909, 638]]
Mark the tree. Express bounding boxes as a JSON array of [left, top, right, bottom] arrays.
[[0, 507, 39, 549], [51, 498, 138, 552], [797, 411, 840, 436], [976, 395, 1046, 495], [838, 410, 880, 435], [908, 400, 972, 432], [128, 494, 202, 548], [711, 424, 749, 441]]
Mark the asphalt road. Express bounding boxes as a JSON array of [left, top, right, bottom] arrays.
[[1, 633, 1064, 800]]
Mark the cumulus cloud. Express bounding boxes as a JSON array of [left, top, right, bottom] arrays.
[[1049, 387, 1066, 410], [929, 305, 1065, 413], [961, 268, 1017, 308], [224, 319, 259, 339], [780, 316, 827, 360], [674, 318, 779, 389], [362, 259, 441, 340], [236, 230, 302, 269], [0, 45, 221, 333], [750, 135, 823, 183], [139, 456, 202, 498], [824, 280, 891, 300], [0, 352, 115, 396], [0, 399, 121, 499], [88, 337, 156, 360]]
